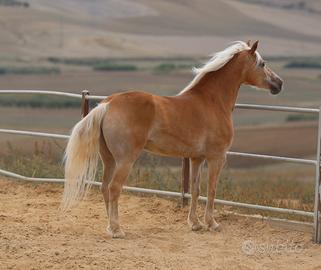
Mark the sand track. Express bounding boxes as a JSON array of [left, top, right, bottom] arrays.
[[0, 178, 321, 270]]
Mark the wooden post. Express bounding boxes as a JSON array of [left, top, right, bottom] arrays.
[[81, 90, 90, 118], [314, 106, 321, 243], [181, 157, 190, 206]]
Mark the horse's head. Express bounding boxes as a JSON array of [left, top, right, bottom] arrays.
[[242, 40, 283, 95]]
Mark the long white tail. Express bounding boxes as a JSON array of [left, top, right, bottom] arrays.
[[61, 103, 107, 210]]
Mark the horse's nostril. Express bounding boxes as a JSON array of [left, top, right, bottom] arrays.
[[269, 78, 283, 95], [273, 77, 283, 91]]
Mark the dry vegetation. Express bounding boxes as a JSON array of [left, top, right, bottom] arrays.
[[0, 138, 316, 222]]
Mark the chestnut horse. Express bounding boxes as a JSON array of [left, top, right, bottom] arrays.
[[62, 41, 283, 238]]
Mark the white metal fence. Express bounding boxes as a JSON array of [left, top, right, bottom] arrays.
[[0, 89, 320, 243]]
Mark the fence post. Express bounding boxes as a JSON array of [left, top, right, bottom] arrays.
[[314, 106, 321, 243], [181, 158, 190, 206], [81, 90, 90, 118]]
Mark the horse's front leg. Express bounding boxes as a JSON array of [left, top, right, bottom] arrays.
[[188, 158, 205, 231], [204, 156, 226, 231]]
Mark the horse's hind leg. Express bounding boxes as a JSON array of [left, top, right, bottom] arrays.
[[100, 103, 147, 238], [188, 158, 204, 231], [107, 160, 134, 238], [99, 135, 115, 218]]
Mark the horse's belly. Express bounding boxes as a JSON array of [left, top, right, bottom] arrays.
[[144, 136, 204, 158]]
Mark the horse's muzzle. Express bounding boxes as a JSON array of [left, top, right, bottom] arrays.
[[269, 77, 283, 95]]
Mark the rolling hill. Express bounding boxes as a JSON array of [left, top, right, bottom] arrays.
[[0, 0, 321, 61]]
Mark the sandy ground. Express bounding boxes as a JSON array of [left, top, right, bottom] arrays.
[[1, 178, 321, 270]]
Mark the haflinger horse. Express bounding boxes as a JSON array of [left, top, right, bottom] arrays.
[[62, 40, 283, 238]]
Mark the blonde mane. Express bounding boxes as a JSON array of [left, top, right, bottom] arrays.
[[179, 41, 251, 94]]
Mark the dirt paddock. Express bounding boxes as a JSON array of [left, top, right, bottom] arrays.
[[1, 178, 321, 270]]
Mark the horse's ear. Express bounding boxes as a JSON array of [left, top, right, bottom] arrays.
[[249, 40, 259, 54], [246, 40, 251, 46]]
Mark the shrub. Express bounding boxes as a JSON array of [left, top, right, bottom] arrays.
[[0, 66, 60, 75], [0, 67, 6, 74], [0, 94, 81, 108], [154, 63, 177, 73], [284, 60, 321, 69], [1, 141, 64, 179], [0, 0, 29, 7], [48, 57, 138, 72], [286, 114, 318, 122], [93, 63, 137, 71], [47, 57, 101, 66]]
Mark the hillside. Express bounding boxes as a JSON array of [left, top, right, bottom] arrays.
[[0, 0, 321, 61]]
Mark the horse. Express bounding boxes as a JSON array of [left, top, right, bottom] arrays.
[[61, 40, 283, 238]]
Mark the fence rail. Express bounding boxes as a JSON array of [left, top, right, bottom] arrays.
[[0, 167, 313, 218], [0, 128, 70, 139], [0, 89, 320, 243]]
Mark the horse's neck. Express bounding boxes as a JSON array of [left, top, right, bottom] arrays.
[[189, 61, 243, 114]]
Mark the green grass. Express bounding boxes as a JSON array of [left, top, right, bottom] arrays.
[[93, 63, 138, 72], [47, 57, 197, 65], [48, 57, 113, 67], [0, 0, 29, 7], [154, 63, 177, 73], [154, 62, 192, 73], [286, 114, 318, 122], [0, 94, 80, 108], [47, 57, 194, 73], [0, 66, 60, 75], [47, 57, 138, 71], [284, 60, 321, 69]]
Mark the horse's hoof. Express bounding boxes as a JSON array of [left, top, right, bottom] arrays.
[[191, 222, 204, 231], [112, 230, 126, 239], [188, 219, 204, 231], [207, 222, 221, 232], [107, 227, 125, 239]]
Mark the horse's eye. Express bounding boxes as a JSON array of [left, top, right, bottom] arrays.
[[261, 62, 266, 68]]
